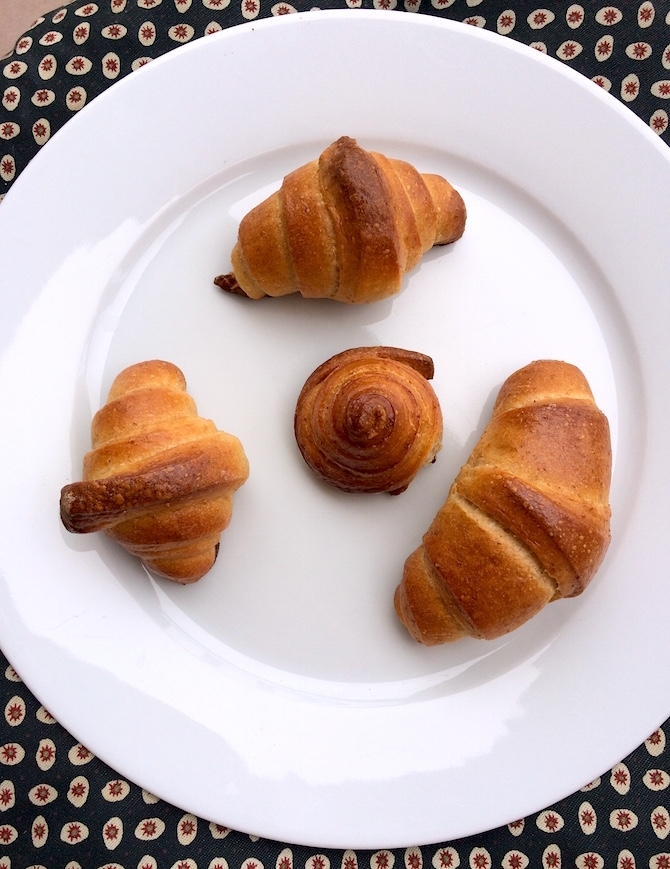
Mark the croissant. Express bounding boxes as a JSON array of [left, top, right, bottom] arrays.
[[60, 360, 249, 584], [394, 360, 612, 644], [214, 136, 466, 304], [294, 346, 443, 495]]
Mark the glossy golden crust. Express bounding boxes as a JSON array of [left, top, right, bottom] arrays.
[[215, 136, 466, 304], [294, 346, 443, 495], [394, 360, 612, 644], [60, 360, 249, 584]]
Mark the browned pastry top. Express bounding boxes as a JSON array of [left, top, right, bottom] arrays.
[[294, 346, 443, 495]]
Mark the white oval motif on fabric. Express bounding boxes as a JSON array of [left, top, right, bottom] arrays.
[[651, 80, 670, 98], [28, 783, 58, 806], [638, 2, 655, 27], [276, 846, 293, 869], [644, 769, 670, 790], [0, 779, 15, 810], [651, 806, 670, 839], [15, 35, 33, 53], [102, 23, 128, 38], [527, 8, 555, 28], [595, 7, 622, 26], [497, 10, 516, 34], [138, 21, 156, 44], [611, 763, 631, 794], [134, 817, 165, 840], [39, 31, 64, 45], [36, 738, 56, 770], [67, 775, 89, 807], [621, 73, 640, 101], [103, 816, 123, 850], [31, 88, 55, 106], [536, 810, 565, 833], [1, 87, 20, 111], [541, 845, 561, 869], [3, 61, 28, 79], [66, 56, 93, 75], [168, 23, 195, 40], [31, 815, 48, 849], [595, 34, 614, 60], [610, 808, 639, 832], [575, 854, 603, 869], [646, 729, 667, 756], [59, 820, 89, 844], [566, 4, 584, 28], [32, 117, 51, 145], [177, 813, 198, 846], [626, 41, 652, 60], [68, 743, 94, 765], [102, 52, 121, 79], [616, 849, 635, 869], [102, 779, 130, 802], [557, 40, 583, 59], [27, 698, 48, 717], [650, 108, 668, 134], [0, 743, 24, 765], [579, 802, 597, 834], [38, 55, 57, 80], [592, 75, 612, 90], [502, 852, 529, 869], [75, 3, 99, 14]]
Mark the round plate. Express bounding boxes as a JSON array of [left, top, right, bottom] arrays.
[[1, 11, 670, 850]]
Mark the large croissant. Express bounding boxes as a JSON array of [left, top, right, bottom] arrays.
[[60, 360, 249, 584], [294, 346, 443, 495], [394, 360, 612, 644], [214, 136, 466, 304]]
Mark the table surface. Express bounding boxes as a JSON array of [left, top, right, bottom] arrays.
[[2, 1, 670, 866]]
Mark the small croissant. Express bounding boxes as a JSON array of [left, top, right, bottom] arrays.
[[215, 136, 466, 304], [294, 346, 443, 495], [394, 360, 612, 644], [60, 360, 249, 584]]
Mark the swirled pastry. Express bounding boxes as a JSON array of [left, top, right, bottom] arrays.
[[394, 360, 612, 644], [60, 360, 249, 584], [215, 136, 466, 303], [294, 346, 443, 495]]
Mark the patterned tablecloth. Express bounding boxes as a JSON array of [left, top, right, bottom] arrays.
[[2, 2, 670, 867]]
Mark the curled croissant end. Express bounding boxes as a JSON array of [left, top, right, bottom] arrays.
[[214, 136, 466, 304], [294, 346, 443, 495], [60, 360, 249, 584], [394, 360, 612, 644]]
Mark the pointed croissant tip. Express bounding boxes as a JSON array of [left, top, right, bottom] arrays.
[[214, 273, 250, 297]]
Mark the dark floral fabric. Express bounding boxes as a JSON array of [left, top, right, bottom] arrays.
[[2, 1, 670, 866]]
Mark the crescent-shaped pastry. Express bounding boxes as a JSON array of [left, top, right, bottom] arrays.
[[215, 136, 466, 304], [394, 360, 612, 644], [294, 346, 443, 495], [60, 360, 249, 584]]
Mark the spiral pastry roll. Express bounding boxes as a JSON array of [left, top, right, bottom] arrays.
[[294, 346, 443, 495], [60, 360, 249, 584]]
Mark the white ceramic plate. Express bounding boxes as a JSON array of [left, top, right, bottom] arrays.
[[1, 11, 670, 850]]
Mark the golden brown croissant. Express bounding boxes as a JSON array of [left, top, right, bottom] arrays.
[[394, 360, 612, 644], [60, 360, 249, 584], [214, 136, 466, 304], [294, 346, 443, 495]]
